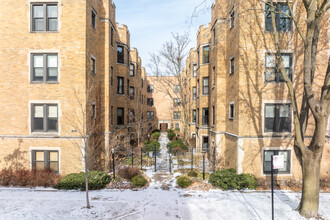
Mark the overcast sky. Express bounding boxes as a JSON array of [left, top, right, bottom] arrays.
[[114, 0, 212, 74]]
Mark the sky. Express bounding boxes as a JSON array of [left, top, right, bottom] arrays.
[[114, 0, 212, 74]]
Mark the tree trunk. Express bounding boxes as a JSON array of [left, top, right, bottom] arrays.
[[297, 153, 322, 218]]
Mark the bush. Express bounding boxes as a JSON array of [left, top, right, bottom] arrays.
[[151, 132, 160, 140], [236, 174, 258, 190], [0, 168, 61, 187], [152, 129, 160, 134], [167, 129, 175, 140], [168, 139, 187, 152], [177, 176, 192, 188], [187, 170, 198, 177], [174, 128, 180, 132], [54, 171, 110, 190], [131, 175, 147, 187], [208, 169, 257, 190], [118, 167, 141, 180], [143, 140, 160, 152]]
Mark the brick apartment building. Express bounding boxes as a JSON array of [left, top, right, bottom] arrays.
[[180, 0, 330, 181], [0, 0, 156, 174]]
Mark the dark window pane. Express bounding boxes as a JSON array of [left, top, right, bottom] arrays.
[[34, 118, 44, 131]]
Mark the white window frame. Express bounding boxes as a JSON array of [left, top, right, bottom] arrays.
[[29, 100, 61, 136], [262, 100, 293, 136], [261, 147, 293, 176], [30, 147, 61, 173]]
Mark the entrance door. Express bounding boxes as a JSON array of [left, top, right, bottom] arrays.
[[160, 123, 168, 132]]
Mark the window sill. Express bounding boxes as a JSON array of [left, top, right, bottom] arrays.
[[30, 81, 59, 84], [117, 94, 125, 96], [229, 118, 234, 120], [30, 132, 59, 137], [30, 31, 59, 33]]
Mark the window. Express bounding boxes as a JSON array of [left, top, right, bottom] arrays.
[[117, 108, 124, 125], [203, 77, 209, 95], [110, 66, 113, 86], [147, 111, 154, 120], [193, 87, 197, 100], [213, 106, 215, 125], [129, 86, 135, 100], [174, 111, 181, 120], [91, 8, 97, 29], [129, 109, 135, 123], [117, 77, 124, 94], [229, 6, 235, 29], [265, 3, 292, 32], [265, 104, 291, 132], [130, 63, 135, 76], [91, 103, 96, 120], [32, 4, 58, 31], [111, 27, 114, 46], [213, 66, 216, 86], [111, 106, 113, 125], [127, 49, 130, 66], [147, 98, 154, 106], [193, 64, 197, 77], [31, 104, 58, 132], [230, 57, 235, 75], [213, 28, 216, 46], [203, 46, 210, 64], [265, 53, 292, 82], [175, 123, 179, 129], [229, 103, 234, 120], [127, 79, 130, 95], [174, 85, 180, 93], [173, 98, 181, 107], [141, 79, 143, 88], [31, 53, 58, 82], [91, 57, 96, 74], [202, 136, 209, 152], [263, 150, 291, 174], [147, 85, 154, 93], [197, 50, 200, 66], [197, 108, 200, 125], [202, 108, 209, 125], [192, 109, 196, 123], [117, 46, 124, 64], [32, 150, 59, 172], [197, 79, 200, 97]]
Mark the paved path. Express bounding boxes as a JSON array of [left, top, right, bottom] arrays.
[[156, 133, 170, 172]]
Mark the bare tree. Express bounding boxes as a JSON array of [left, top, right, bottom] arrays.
[[267, 0, 330, 217], [149, 33, 191, 143], [65, 84, 103, 209]]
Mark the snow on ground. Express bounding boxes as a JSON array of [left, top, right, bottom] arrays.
[[0, 187, 329, 220], [0, 133, 329, 220]]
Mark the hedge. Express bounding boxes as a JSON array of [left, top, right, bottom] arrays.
[[177, 176, 192, 188], [143, 140, 160, 152]]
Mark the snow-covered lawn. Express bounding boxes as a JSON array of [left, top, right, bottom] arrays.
[[0, 186, 329, 220]]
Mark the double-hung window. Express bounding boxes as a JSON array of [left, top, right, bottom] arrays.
[[174, 98, 181, 107], [147, 85, 154, 93], [117, 46, 124, 64], [193, 87, 197, 100], [117, 108, 124, 125], [130, 63, 135, 76], [129, 86, 135, 100], [32, 4, 58, 31], [147, 98, 154, 106], [31, 104, 58, 133], [91, 8, 97, 29], [203, 77, 209, 95], [192, 109, 196, 123], [264, 104, 291, 132], [230, 57, 235, 75], [32, 150, 59, 172], [117, 77, 124, 94], [174, 111, 181, 120], [110, 66, 114, 86], [193, 64, 197, 77], [32, 53, 58, 82], [263, 150, 291, 174], [230, 7, 235, 29], [265, 3, 292, 32], [174, 85, 180, 93], [265, 53, 292, 82], [202, 108, 209, 125], [203, 46, 210, 64]]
